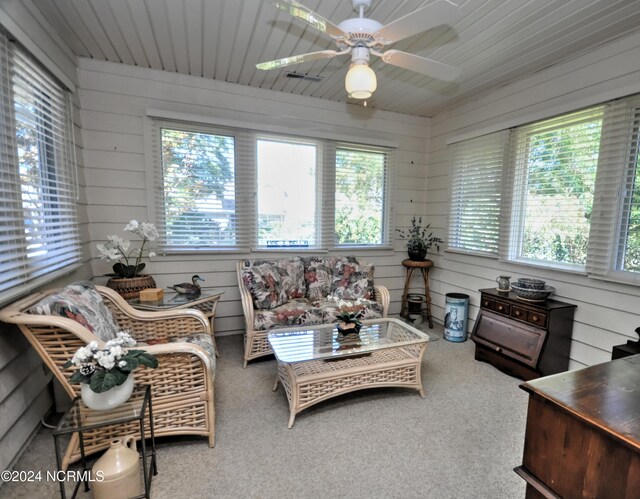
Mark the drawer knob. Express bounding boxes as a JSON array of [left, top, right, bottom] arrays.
[[497, 305, 504, 311], [495, 346, 502, 353], [531, 315, 539, 322], [483, 301, 489, 307], [515, 310, 521, 317]]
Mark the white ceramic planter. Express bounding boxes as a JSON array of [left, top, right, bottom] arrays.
[[81, 375, 135, 411]]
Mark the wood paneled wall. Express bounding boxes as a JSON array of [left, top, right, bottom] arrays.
[[77, 58, 431, 337], [426, 31, 640, 369]]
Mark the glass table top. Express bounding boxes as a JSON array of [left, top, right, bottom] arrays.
[[267, 318, 429, 363], [128, 291, 223, 311], [54, 385, 150, 435]]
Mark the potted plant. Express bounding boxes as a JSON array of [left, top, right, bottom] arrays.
[[64, 331, 158, 410], [396, 216, 443, 261], [97, 220, 159, 298], [335, 310, 364, 337]]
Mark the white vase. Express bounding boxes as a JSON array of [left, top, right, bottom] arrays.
[[81, 375, 135, 411]]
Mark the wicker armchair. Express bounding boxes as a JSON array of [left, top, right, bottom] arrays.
[[0, 285, 216, 469]]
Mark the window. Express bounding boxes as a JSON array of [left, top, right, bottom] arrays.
[[448, 131, 509, 255], [257, 138, 318, 248], [335, 146, 389, 246], [506, 107, 603, 271], [0, 31, 80, 302], [151, 118, 395, 251], [449, 93, 640, 284], [158, 124, 240, 249]]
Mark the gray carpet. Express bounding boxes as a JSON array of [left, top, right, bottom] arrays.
[[4, 326, 528, 499]]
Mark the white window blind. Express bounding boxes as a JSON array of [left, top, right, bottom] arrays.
[[503, 106, 603, 271], [334, 144, 393, 247], [152, 120, 253, 251], [448, 131, 509, 255], [0, 31, 80, 301], [587, 95, 640, 280]]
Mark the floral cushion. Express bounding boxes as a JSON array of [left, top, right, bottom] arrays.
[[142, 333, 216, 372], [272, 258, 305, 300], [253, 299, 324, 331], [241, 261, 286, 310], [314, 298, 384, 323], [302, 256, 338, 301], [29, 281, 120, 342], [330, 258, 375, 300]]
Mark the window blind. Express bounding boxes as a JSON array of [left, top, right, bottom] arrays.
[[0, 31, 80, 301], [448, 130, 510, 255], [151, 120, 254, 251], [503, 106, 603, 271], [587, 95, 640, 279]]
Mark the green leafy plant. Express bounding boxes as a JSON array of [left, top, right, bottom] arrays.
[[396, 216, 443, 253], [64, 332, 158, 393], [96, 220, 159, 278], [336, 310, 363, 328]]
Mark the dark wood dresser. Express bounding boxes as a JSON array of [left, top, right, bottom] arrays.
[[515, 355, 640, 498], [470, 288, 576, 380]]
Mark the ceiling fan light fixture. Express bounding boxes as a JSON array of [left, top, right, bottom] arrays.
[[345, 63, 377, 99]]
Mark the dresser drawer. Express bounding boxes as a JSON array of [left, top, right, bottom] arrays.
[[493, 300, 510, 316], [481, 296, 495, 310], [510, 306, 548, 328]]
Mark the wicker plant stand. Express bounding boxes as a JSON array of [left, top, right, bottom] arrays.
[[268, 319, 429, 428]]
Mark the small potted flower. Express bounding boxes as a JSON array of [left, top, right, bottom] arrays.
[[396, 216, 443, 261], [64, 331, 158, 410], [97, 220, 159, 298], [335, 310, 364, 338]]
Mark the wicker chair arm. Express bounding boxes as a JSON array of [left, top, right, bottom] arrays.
[[374, 284, 390, 317], [236, 261, 255, 332], [141, 342, 215, 381]]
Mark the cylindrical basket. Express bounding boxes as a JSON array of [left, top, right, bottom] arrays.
[[106, 275, 156, 300]]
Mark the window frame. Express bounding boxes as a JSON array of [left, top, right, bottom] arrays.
[[148, 117, 396, 254]]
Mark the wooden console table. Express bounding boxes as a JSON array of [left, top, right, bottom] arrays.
[[470, 288, 576, 380], [515, 355, 640, 498]]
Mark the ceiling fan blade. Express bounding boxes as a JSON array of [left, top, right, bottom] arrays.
[[374, 0, 460, 44], [381, 50, 460, 81], [256, 50, 343, 70], [266, 0, 348, 39]]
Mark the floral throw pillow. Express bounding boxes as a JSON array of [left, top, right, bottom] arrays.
[[302, 256, 337, 300], [272, 258, 305, 300], [29, 281, 120, 342], [242, 261, 286, 310], [330, 258, 375, 300]]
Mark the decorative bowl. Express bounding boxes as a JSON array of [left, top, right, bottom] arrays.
[[516, 278, 546, 290], [511, 284, 555, 302]]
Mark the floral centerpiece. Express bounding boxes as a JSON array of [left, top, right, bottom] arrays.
[[64, 332, 158, 410], [97, 220, 159, 278], [97, 220, 159, 299], [396, 216, 443, 261]]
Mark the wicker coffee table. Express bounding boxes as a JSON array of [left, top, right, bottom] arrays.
[[268, 318, 429, 428]]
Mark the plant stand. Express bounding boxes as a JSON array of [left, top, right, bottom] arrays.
[[400, 258, 433, 328]]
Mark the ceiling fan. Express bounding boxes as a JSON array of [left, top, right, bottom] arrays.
[[256, 0, 461, 99]]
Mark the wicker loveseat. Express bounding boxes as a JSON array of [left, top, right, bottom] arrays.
[[237, 256, 390, 366], [0, 282, 216, 469]]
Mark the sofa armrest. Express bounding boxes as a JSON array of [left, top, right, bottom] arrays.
[[374, 284, 390, 317], [236, 261, 256, 332]]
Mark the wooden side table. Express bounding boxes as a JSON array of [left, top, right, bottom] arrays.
[[400, 259, 434, 328]]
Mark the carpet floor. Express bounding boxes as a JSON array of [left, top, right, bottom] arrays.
[[4, 325, 528, 499]]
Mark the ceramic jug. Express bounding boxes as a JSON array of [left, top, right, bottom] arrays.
[[496, 275, 511, 291], [92, 436, 141, 499]]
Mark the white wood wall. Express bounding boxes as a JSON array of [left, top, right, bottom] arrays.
[[77, 58, 431, 337], [0, 2, 93, 477], [426, 31, 640, 369]]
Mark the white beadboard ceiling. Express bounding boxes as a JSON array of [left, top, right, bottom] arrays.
[[32, 0, 640, 117]]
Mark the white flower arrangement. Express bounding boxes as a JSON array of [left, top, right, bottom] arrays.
[[64, 331, 158, 393], [97, 220, 159, 278]]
